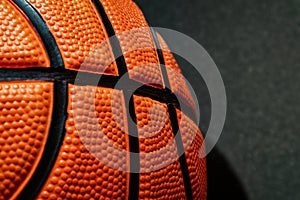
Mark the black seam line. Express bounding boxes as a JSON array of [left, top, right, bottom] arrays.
[[149, 27, 199, 126], [132, 2, 171, 90], [92, 1, 140, 199], [0, 68, 119, 88], [124, 92, 140, 200], [149, 28, 199, 129], [168, 104, 194, 200], [92, 0, 128, 77], [131, 2, 170, 91], [0, 68, 197, 123], [143, 3, 200, 130], [17, 82, 68, 200], [150, 27, 171, 90], [11, 0, 63, 68]]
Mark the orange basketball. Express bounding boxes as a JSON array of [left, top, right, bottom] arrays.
[[0, 0, 206, 199]]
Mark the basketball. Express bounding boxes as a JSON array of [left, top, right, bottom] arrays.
[[0, 0, 206, 199]]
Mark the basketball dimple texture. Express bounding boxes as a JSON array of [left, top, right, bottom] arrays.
[[101, 0, 163, 87], [134, 96, 177, 171], [27, 0, 118, 74], [0, 1, 49, 68], [177, 110, 207, 200], [36, 85, 129, 200], [0, 82, 52, 200], [134, 96, 186, 199], [157, 34, 196, 111], [0, 0, 207, 199]]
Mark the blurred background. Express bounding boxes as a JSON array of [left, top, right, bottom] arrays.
[[137, 0, 300, 199]]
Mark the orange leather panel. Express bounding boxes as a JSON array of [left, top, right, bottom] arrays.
[[101, 0, 163, 87], [0, 1, 49, 68], [0, 81, 53, 200], [27, 0, 118, 74], [177, 109, 207, 200], [134, 96, 186, 199], [36, 84, 129, 199], [157, 34, 196, 110]]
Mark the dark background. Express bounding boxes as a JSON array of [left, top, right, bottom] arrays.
[[137, 0, 300, 199]]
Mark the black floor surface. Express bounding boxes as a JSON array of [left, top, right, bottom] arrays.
[[137, 1, 300, 199]]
